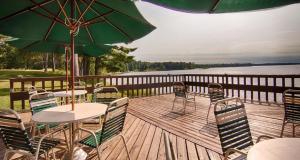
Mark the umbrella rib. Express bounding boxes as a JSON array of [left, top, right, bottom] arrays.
[[0, 0, 54, 21], [209, 0, 221, 13], [74, 0, 95, 43], [56, 0, 71, 25], [75, 0, 96, 26], [81, 10, 113, 26], [44, 0, 69, 40], [29, 0, 66, 24], [80, 0, 134, 41]]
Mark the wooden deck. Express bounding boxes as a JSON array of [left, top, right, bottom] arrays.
[[1, 94, 299, 160]]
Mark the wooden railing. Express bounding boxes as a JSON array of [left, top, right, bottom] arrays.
[[9, 74, 300, 110]]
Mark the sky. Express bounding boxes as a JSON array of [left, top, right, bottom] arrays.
[[126, 2, 300, 64]]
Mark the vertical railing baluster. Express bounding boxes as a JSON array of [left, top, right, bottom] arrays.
[[273, 77, 277, 102], [258, 77, 261, 103], [226, 75, 229, 97], [265, 77, 269, 103], [21, 81, 25, 109], [126, 77, 129, 97], [250, 76, 253, 102], [244, 76, 246, 102], [131, 77, 134, 97], [121, 77, 124, 97], [231, 76, 234, 97]]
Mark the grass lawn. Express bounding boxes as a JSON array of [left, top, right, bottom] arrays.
[[0, 70, 65, 111]]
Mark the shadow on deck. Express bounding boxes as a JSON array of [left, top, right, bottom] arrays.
[[1, 95, 299, 160]]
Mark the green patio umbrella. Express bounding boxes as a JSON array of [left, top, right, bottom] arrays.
[[7, 39, 114, 57], [0, 0, 155, 110], [143, 0, 300, 13]]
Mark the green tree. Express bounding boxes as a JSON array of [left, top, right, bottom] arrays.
[[95, 46, 136, 74]]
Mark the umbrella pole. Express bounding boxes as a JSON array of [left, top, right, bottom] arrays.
[[71, 32, 75, 111], [65, 46, 69, 104]]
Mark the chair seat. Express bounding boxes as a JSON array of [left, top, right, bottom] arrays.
[[79, 131, 102, 148], [79, 130, 117, 148], [31, 137, 60, 154], [36, 123, 59, 130]]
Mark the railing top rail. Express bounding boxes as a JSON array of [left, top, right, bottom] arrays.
[[9, 74, 300, 82]]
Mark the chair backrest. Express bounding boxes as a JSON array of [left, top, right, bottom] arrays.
[[94, 83, 102, 89], [28, 86, 38, 95], [93, 87, 119, 104], [283, 89, 300, 123], [99, 97, 129, 144], [208, 83, 224, 103], [29, 92, 57, 114], [0, 109, 34, 153], [214, 97, 253, 155], [74, 81, 86, 90], [164, 132, 177, 160], [173, 82, 186, 98]]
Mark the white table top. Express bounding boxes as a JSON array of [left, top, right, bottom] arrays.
[[32, 103, 107, 123], [53, 90, 87, 97], [247, 138, 300, 160]]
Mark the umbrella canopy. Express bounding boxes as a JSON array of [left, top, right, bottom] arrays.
[[0, 0, 155, 110], [7, 39, 114, 57], [143, 0, 300, 13], [0, 0, 155, 44]]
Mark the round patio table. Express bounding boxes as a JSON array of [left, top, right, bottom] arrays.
[[53, 90, 87, 104], [32, 103, 107, 123], [247, 138, 300, 160], [32, 103, 107, 159], [53, 90, 87, 98]]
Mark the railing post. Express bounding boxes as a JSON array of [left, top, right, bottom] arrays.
[[10, 80, 14, 110]]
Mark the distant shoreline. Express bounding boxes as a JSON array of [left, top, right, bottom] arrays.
[[128, 62, 300, 72], [196, 62, 300, 69]]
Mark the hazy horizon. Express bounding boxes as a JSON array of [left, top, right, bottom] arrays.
[[125, 2, 300, 64]]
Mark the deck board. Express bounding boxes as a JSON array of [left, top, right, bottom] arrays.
[[1, 94, 299, 160]]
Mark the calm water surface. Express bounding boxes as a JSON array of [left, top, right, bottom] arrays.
[[122, 65, 300, 75]]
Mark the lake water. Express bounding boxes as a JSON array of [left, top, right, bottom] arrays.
[[122, 65, 300, 75]]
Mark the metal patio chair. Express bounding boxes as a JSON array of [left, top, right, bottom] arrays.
[[29, 92, 69, 144], [281, 89, 300, 137], [172, 82, 196, 114], [214, 97, 272, 160], [0, 109, 62, 160], [76, 97, 131, 160], [207, 83, 225, 123], [93, 87, 120, 105]]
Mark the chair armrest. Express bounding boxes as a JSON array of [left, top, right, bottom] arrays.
[[224, 148, 247, 160], [256, 135, 273, 143]]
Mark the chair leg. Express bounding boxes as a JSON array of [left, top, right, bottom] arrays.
[[280, 121, 286, 137], [51, 149, 57, 160], [120, 135, 131, 160], [183, 100, 186, 114], [3, 150, 11, 160], [206, 104, 212, 124], [293, 123, 295, 137], [95, 144, 102, 160], [62, 128, 70, 152], [172, 98, 177, 110]]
